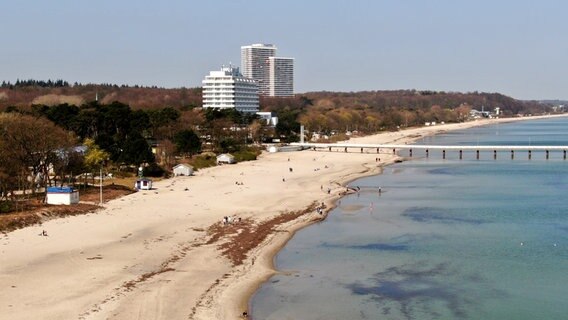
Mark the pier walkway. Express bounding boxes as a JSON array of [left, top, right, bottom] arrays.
[[291, 142, 568, 160]]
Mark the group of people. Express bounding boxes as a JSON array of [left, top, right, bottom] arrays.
[[235, 181, 244, 185], [222, 215, 241, 225], [316, 202, 326, 215]]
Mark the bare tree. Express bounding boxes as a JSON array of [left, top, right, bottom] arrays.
[[0, 113, 76, 200]]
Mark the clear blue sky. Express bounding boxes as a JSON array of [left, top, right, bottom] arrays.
[[3, 0, 567, 100]]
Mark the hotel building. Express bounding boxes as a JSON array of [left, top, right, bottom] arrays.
[[269, 57, 294, 97], [240, 43, 277, 96], [201, 66, 259, 113]]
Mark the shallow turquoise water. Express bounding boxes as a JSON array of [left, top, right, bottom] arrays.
[[251, 118, 568, 319]]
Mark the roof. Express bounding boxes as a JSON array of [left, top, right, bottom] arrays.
[[173, 163, 194, 169], [216, 153, 235, 159], [47, 186, 76, 193]]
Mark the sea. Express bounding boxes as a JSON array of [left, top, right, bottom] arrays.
[[251, 117, 568, 320]]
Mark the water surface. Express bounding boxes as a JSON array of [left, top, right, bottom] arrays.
[[251, 118, 568, 319]]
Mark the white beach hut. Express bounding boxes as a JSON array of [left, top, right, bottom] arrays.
[[46, 186, 79, 205], [216, 153, 236, 165], [173, 163, 194, 176], [134, 178, 153, 190]]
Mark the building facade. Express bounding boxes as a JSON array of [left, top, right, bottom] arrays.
[[202, 66, 259, 113], [240, 44, 277, 96], [269, 57, 294, 97]]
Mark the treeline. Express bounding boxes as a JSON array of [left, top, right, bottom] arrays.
[[0, 81, 557, 142], [262, 90, 553, 136], [1, 79, 177, 90], [1, 79, 70, 88], [0, 84, 202, 110], [302, 90, 547, 115]]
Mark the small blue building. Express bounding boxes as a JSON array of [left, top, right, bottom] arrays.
[[46, 186, 79, 205]]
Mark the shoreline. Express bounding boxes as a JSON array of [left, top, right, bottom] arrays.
[[226, 113, 568, 319], [0, 114, 566, 320]]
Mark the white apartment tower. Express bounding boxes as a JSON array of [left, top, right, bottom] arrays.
[[241, 44, 277, 96], [269, 57, 294, 97], [202, 66, 259, 113]]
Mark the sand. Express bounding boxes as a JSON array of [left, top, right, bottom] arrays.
[[0, 114, 565, 320]]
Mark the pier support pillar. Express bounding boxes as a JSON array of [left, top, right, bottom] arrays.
[[393, 148, 396, 155], [409, 149, 413, 157], [443, 150, 446, 159], [329, 147, 332, 152], [344, 147, 347, 153], [476, 150, 479, 160], [511, 150, 514, 160], [494, 150, 497, 160], [528, 150, 532, 160], [426, 149, 429, 158], [377, 148, 380, 154], [546, 150, 549, 159], [564, 150, 566, 160], [361, 148, 364, 153], [459, 150, 463, 160]]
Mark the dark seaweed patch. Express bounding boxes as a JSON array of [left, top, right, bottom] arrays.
[[345, 262, 506, 319], [321, 242, 409, 252], [403, 207, 485, 225]]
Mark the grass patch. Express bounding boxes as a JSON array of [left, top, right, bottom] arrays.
[[187, 154, 217, 170]]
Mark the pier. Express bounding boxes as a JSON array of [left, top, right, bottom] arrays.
[[290, 142, 568, 160]]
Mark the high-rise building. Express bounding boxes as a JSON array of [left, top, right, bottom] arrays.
[[240, 44, 277, 96], [269, 57, 294, 97], [202, 66, 259, 113]]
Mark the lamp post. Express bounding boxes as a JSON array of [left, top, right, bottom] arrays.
[[99, 166, 103, 205], [100, 159, 108, 205]]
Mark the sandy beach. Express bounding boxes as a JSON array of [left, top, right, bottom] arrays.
[[0, 114, 565, 320]]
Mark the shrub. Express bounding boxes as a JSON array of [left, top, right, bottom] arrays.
[[189, 154, 217, 170], [233, 148, 262, 162], [143, 163, 166, 177], [0, 201, 14, 213]]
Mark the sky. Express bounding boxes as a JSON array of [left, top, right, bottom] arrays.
[[2, 0, 567, 100]]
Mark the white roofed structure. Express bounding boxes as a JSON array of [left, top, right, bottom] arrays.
[[202, 66, 259, 113]]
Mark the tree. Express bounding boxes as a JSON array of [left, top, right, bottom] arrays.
[[275, 108, 301, 141], [174, 129, 201, 157], [45, 103, 80, 130], [52, 149, 85, 186], [118, 133, 154, 166], [0, 113, 76, 197], [84, 138, 110, 185], [147, 107, 180, 139]]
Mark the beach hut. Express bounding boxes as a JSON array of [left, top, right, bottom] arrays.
[[134, 178, 153, 190], [216, 153, 236, 165], [46, 186, 79, 205], [173, 163, 194, 176]]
